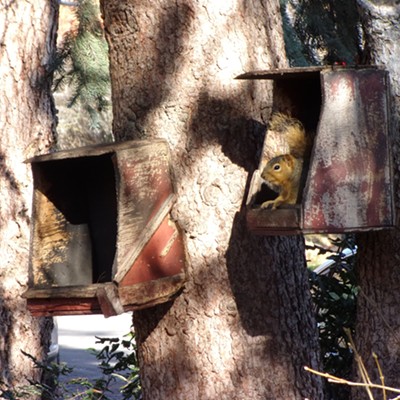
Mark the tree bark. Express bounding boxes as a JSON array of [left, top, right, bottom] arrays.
[[0, 0, 58, 391], [100, 1, 323, 398], [354, 1, 400, 398]]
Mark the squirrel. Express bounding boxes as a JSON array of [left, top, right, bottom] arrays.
[[260, 113, 310, 209]]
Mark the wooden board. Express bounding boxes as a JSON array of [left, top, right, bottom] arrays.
[[23, 276, 186, 316], [113, 141, 175, 281]]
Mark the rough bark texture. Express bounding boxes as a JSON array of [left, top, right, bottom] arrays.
[[354, 1, 400, 398], [0, 0, 58, 391], [100, 1, 323, 398]]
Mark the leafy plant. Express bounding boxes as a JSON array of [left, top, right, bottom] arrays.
[[308, 235, 358, 400], [0, 353, 73, 400], [0, 332, 141, 400], [280, 0, 363, 66], [91, 333, 142, 400], [51, 0, 111, 130]]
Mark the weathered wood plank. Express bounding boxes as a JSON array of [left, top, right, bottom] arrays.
[[113, 142, 175, 280], [247, 207, 301, 234], [114, 194, 176, 282], [24, 275, 186, 316], [236, 66, 324, 80], [96, 283, 124, 317], [26, 138, 169, 163], [119, 273, 186, 309], [25, 299, 102, 317], [235, 65, 382, 80], [22, 284, 104, 299], [119, 213, 187, 285]]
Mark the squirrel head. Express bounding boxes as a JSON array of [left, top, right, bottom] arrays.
[[261, 154, 296, 188]]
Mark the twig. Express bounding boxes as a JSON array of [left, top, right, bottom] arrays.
[[344, 328, 374, 400], [304, 367, 400, 395], [69, 388, 103, 400], [373, 352, 386, 400]]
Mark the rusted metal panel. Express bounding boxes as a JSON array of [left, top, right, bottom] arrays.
[[24, 139, 187, 316], [303, 68, 393, 231]]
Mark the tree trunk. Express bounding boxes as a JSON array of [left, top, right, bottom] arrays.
[[100, 1, 323, 398], [354, 1, 400, 398], [0, 0, 58, 392]]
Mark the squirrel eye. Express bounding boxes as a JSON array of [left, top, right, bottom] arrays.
[[273, 164, 281, 171]]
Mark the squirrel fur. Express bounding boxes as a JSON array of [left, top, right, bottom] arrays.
[[261, 113, 310, 209]]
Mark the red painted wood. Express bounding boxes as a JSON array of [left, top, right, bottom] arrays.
[[120, 215, 186, 286]]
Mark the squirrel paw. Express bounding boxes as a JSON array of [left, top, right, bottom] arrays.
[[261, 200, 278, 209]]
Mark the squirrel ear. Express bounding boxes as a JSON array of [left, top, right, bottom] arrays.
[[285, 154, 295, 168]]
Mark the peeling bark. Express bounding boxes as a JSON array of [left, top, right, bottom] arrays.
[[101, 1, 323, 398]]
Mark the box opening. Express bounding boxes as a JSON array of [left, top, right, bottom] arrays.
[[31, 153, 117, 287], [252, 73, 322, 208]]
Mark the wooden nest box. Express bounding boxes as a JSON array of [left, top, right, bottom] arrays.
[[23, 139, 187, 317], [238, 66, 395, 234]]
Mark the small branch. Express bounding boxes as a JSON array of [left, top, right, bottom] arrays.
[[304, 367, 400, 395], [70, 388, 103, 400], [344, 328, 374, 400], [373, 353, 386, 400]]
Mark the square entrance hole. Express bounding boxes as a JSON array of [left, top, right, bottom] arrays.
[[30, 153, 117, 287]]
